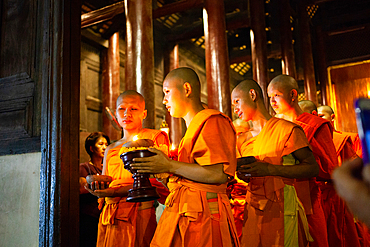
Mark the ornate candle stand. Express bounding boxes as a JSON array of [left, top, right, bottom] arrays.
[[120, 139, 160, 202]]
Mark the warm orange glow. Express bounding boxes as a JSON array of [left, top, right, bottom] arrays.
[[133, 135, 139, 141], [171, 143, 176, 150]]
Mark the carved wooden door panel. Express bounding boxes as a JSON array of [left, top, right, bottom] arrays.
[[0, 0, 41, 155]]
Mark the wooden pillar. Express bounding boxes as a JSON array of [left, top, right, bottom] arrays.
[[316, 26, 329, 105], [125, 0, 155, 129], [280, 0, 296, 78], [299, 0, 317, 104], [164, 44, 184, 147], [102, 32, 121, 141], [203, 0, 232, 117], [250, 0, 269, 108], [39, 0, 80, 246]]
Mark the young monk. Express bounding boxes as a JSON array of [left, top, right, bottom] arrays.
[[131, 67, 240, 247], [318, 105, 363, 158], [298, 100, 318, 115], [268, 75, 338, 247], [85, 90, 170, 247], [232, 79, 318, 247]]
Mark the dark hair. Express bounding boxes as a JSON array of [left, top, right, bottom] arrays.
[[85, 132, 110, 158]]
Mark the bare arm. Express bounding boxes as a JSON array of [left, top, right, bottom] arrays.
[[238, 146, 319, 179], [79, 177, 89, 194], [131, 148, 228, 184]]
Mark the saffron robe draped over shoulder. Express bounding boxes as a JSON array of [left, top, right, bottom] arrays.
[[344, 131, 363, 158], [238, 117, 312, 247], [333, 130, 357, 165], [96, 129, 169, 247], [150, 109, 240, 247], [294, 113, 338, 247]]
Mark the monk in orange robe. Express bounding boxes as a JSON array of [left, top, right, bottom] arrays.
[[317, 105, 363, 158], [131, 67, 240, 247], [318, 105, 367, 247], [268, 75, 338, 247], [85, 90, 170, 247], [232, 80, 318, 247]]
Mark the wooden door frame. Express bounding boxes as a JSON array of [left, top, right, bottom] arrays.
[[38, 0, 81, 246]]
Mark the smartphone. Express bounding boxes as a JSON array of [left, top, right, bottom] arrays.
[[355, 98, 370, 164]]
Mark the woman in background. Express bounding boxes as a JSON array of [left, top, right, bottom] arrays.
[[79, 132, 110, 247]]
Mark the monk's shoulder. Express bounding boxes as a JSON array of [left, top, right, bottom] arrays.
[[297, 112, 330, 129], [205, 114, 234, 131], [107, 139, 124, 151], [270, 117, 301, 132]]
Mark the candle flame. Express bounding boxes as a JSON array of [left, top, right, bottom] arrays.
[[133, 135, 139, 141], [171, 143, 176, 150]]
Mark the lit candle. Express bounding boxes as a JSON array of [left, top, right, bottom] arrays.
[[169, 143, 178, 161]]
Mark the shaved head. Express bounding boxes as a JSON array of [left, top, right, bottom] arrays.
[[269, 74, 298, 93], [116, 90, 145, 109], [165, 67, 201, 97], [299, 100, 317, 114], [317, 105, 335, 122], [318, 105, 334, 115], [233, 79, 264, 102]]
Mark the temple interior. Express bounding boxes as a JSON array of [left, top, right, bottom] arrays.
[[79, 0, 370, 161], [1, 0, 370, 246]]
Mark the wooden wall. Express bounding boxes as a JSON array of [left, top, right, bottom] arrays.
[[329, 61, 370, 132], [0, 0, 41, 155]]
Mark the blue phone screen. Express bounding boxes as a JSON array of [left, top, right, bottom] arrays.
[[363, 108, 370, 163], [356, 98, 370, 164]]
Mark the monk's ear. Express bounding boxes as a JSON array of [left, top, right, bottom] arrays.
[[142, 109, 147, 120], [331, 113, 335, 121], [183, 82, 192, 97], [249, 89, 257, 101], [291, 89, 298, 101], [312, 110, 318, 116]]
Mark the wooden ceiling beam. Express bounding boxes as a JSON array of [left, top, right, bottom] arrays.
[[82, 0, 203, 29], [166, 11, 250, 42], [81, 2, 124, 29]]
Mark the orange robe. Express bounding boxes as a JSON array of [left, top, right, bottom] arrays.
[[320, 130, 361, 247], [294, 113, 338, 247], [333, 130, 357, 165], [239, 117, 312, 247], [344, 131, 363, 158], [96, 129, 169, 247], [228, 177, 248, 240], [150, 109, 240, 247]]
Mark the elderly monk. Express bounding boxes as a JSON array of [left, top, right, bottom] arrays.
[[131, 67, 240, 247], [86, 90, 170, 247], [268, 75, 338, 247], [232, 79, 318, 247], [318, 105, 363, 158], [317, 105, 364, 247]]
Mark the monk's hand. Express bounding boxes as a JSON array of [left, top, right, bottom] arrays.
[[84, 184, 115, 198], [239, 160, 272, 177], [130, 148, 172, 174]]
